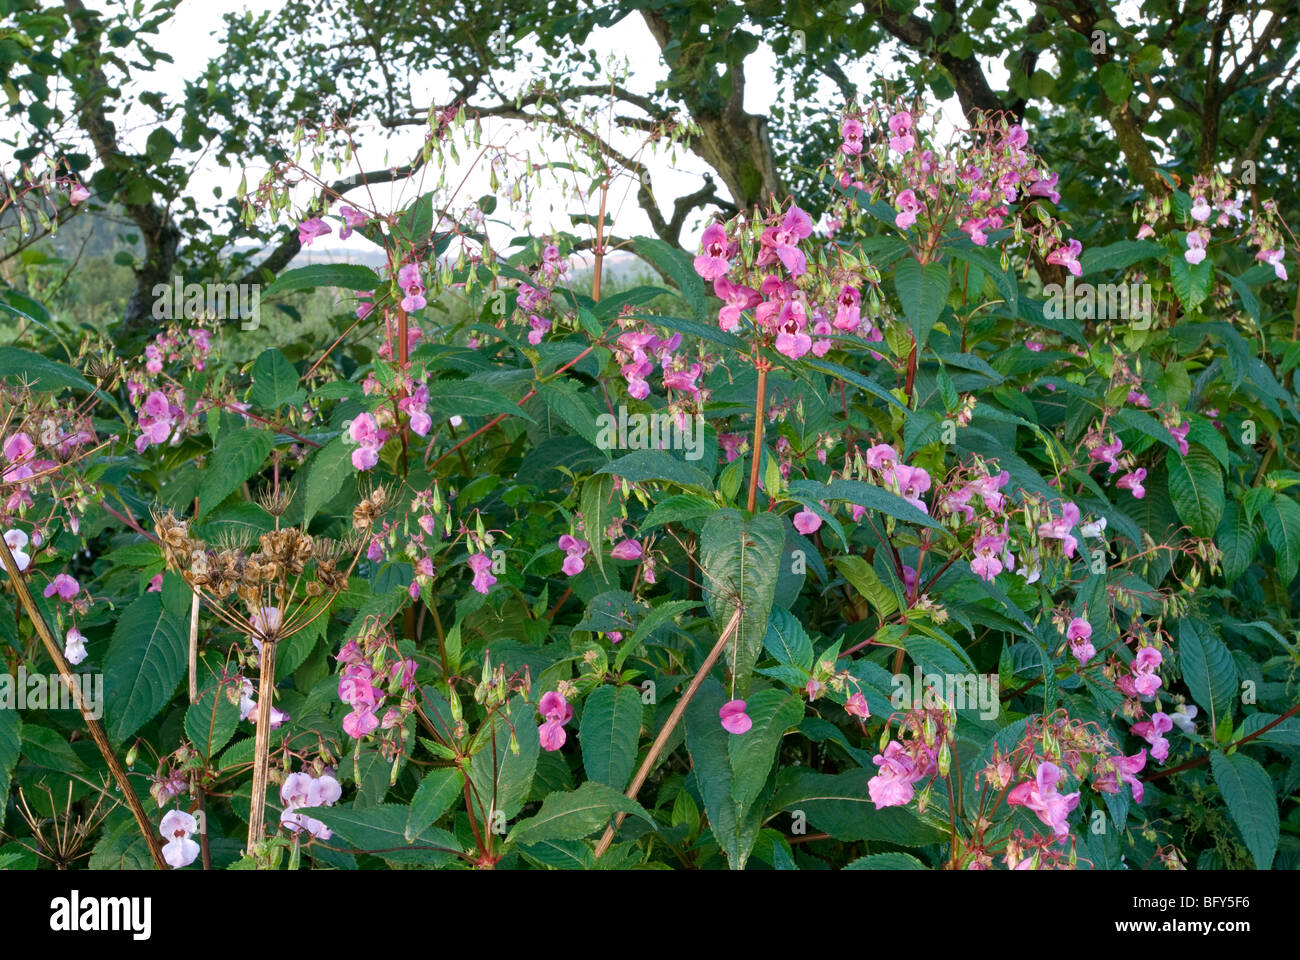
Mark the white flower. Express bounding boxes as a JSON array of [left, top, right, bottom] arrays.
[[64, 627, 87, 666], [1170, 702, 1198, 735], [2, 529, 30, 572], [159, 809, 200, 869], [1080, 517, 1107, 539]]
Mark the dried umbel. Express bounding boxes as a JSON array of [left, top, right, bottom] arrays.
[[151, 505, 378, 646]]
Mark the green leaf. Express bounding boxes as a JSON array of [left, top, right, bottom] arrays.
[[1261, 495, 1300, 584], [302, 802, 461, 866], [1216, 502, 1259, 583], [302, 436, 355, 526], [728, 689, 803, 809], [538, 380, 604, 451], [579, 685, 643, 792], [250, 348, 299, 410], [1169, 256, 1213, 312], [425, 379, 535, 422], [633, 236, 707, 322], [1178, 619, 1238, 726], [1209, 751, 1278, 870], [103, 593, 189, 742], [763, 607, 814, 671], [0, 707, 21, 802], [468, 696, 539, 821], [1098, 61, 1132, 103], [626, 599, 701, 648], [184, 671, 240, 760], [0, 346, 93, 393], [833, 555, 899, 620], [1079, 240, 1165, 277], [699, 509, 784, 696], [505, 781, 655, 846], [405, 768, 463, 841], [892, 257, 949, 349], [580, 474, 615, 577], [1167, 448, 1223, 537], [769, 768, 946, 845], [263, 263, 382, 297], [596, 450, 712, 491], [197, 429, 273, 519], [845, 853, 928, 869], [641, 493, 717, 531]]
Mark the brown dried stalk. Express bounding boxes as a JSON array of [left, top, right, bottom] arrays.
[[0, 535, 168, 869]]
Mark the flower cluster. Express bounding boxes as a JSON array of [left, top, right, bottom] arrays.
[[335, 625, 418, 751], [867, 708, 943, 808], [279, 770, 342, 839]]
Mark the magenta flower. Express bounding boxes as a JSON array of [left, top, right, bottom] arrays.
[[771, 206, 813, 276], [298, 217, 332, 246], [867, 740, 934, 808], [714, 276, 761, 332], [719, 699, 752, 735], [1006, 761, 1080, 837], [662, 362, 702, 395], [774, 311, 813, 360], [970, 535, 1008, 582], [1169, 421, 1190, 456], [1131, 712, 1174, 763], [840, 117, 864, 155], [1117, 467, 1147, 499], [1256, 247, 1287, 282], [1046, 238, 1083, 277], [693, 222, 732, 280], [338, 205, 368, 240], [43, 573, 79, 601], [894, 189, 922, 230], [538, 690, 572, 751], [887, 111, 914, 153], [865, 443, 898, 472], [1094, 750, 1147, 803], [889, 463, 931, 513], [833, 285, 861, 332], [1131, 646, 1163, 697], [792, 509, 822, 536], [1089, 435, 1123, 473], [558, 534, 589, 576], [398, 262, 427, 312], [610, 538, 643, 561], [467, 553, 497, 594], [528, 313, 552, 345], [1067, 617, 1096, 665], [343, 708, 380, 738], [1037, 501, 1081, 557]]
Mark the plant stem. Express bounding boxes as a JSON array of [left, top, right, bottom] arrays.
[[0, 536, 168, 869], [246, 639, 278, 857], [593, 605, 743, 859], [746, 360, 769, 513]]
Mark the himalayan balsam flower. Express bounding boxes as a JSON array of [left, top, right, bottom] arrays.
[[1131, 712, 1174, 763], [719, 699, 752, 735], [693, 223, 732, 280], [69, 182, 91, 205], [43, 574, 79, 601], [3, 529, 30, 573], [610, 539, 643, 561], [844, 693, 871, 718], [1117, 468, 1147, 499], [558, 534, 589, 576], [159, 810, 200, 869], [1037, 502, 1081, 557], [298, 217, 332, 246], [1006, 761, 1080, 837], [792, 510, 822, 536], [538, 690, 573, 751], [1256, 247, 1287, 282], [280, 772, 342, 839], [468, 553, 496, 594], [64, 627, 87, 666], [1066, 617, 1095, 665]]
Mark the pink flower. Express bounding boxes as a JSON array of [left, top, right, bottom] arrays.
[[887, 111, 914, 153], [1189, 195, 1212, 223], [610, 538, 643, 561], [467, 553, 497, 594], [398, 262, 427, 312], [889, 463, 931, 513], [774, 311, 813, 360], [840, 117, 865, 155], [343, 708, 380, 738], [1094, 749, 1147, 803], [719, 699, 752, 735], [693, 222, 732, 280], [1117, 468, 1146, 499], [714, 276, 761, 333], [539, 718, 567, 751], [1037, 501, 1081, 558], [970, 535, 1008, 582], [558, 534, 589, 576], [528, 313, 552, 345], [662, 363, 702, 395], [1131, 646, 1163, 697], [771, 206, 814, 276], [1089, 435, 1123, 473], [844, 692, 871, 718], [1131, 712, 1174, 763], [833, 285, 861, 332], [865, 443, 898, 472], [43, 573, 79, 601], [159, 810, 200, 869], [298, 217, 332, 246], [867, 741, 932, 808], [338, 205, 368, 240], [249, 606, 282, 648], [1169, 421, 1190, 456], [894, 189, 922, 230], [1067, 617, 1096, 665], [1006, 761, 1080, 837], [792, 509, 822, 535], [1046, 239, 1083, 277], [1256, 247, 1287, 282], [539, 690, 573, 724], [68, 182, 91, 205]]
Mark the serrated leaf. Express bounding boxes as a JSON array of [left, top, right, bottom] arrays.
[[505, 780, 655, 846], [1167, 448, 1223, 537], [1178, 618, 1238, 727], [405, 768, 463, 840], [263, 263, 381, 297], [198, 429, 273, 519], [579, 685, 643, 791], [302, 436, 355, 526], [103, 593, 189, 742], [1261, 494, 1300, 584], [893, 257, 949, 349], [1209, 751, 1278, 870], [250, 348, 299, 410]]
